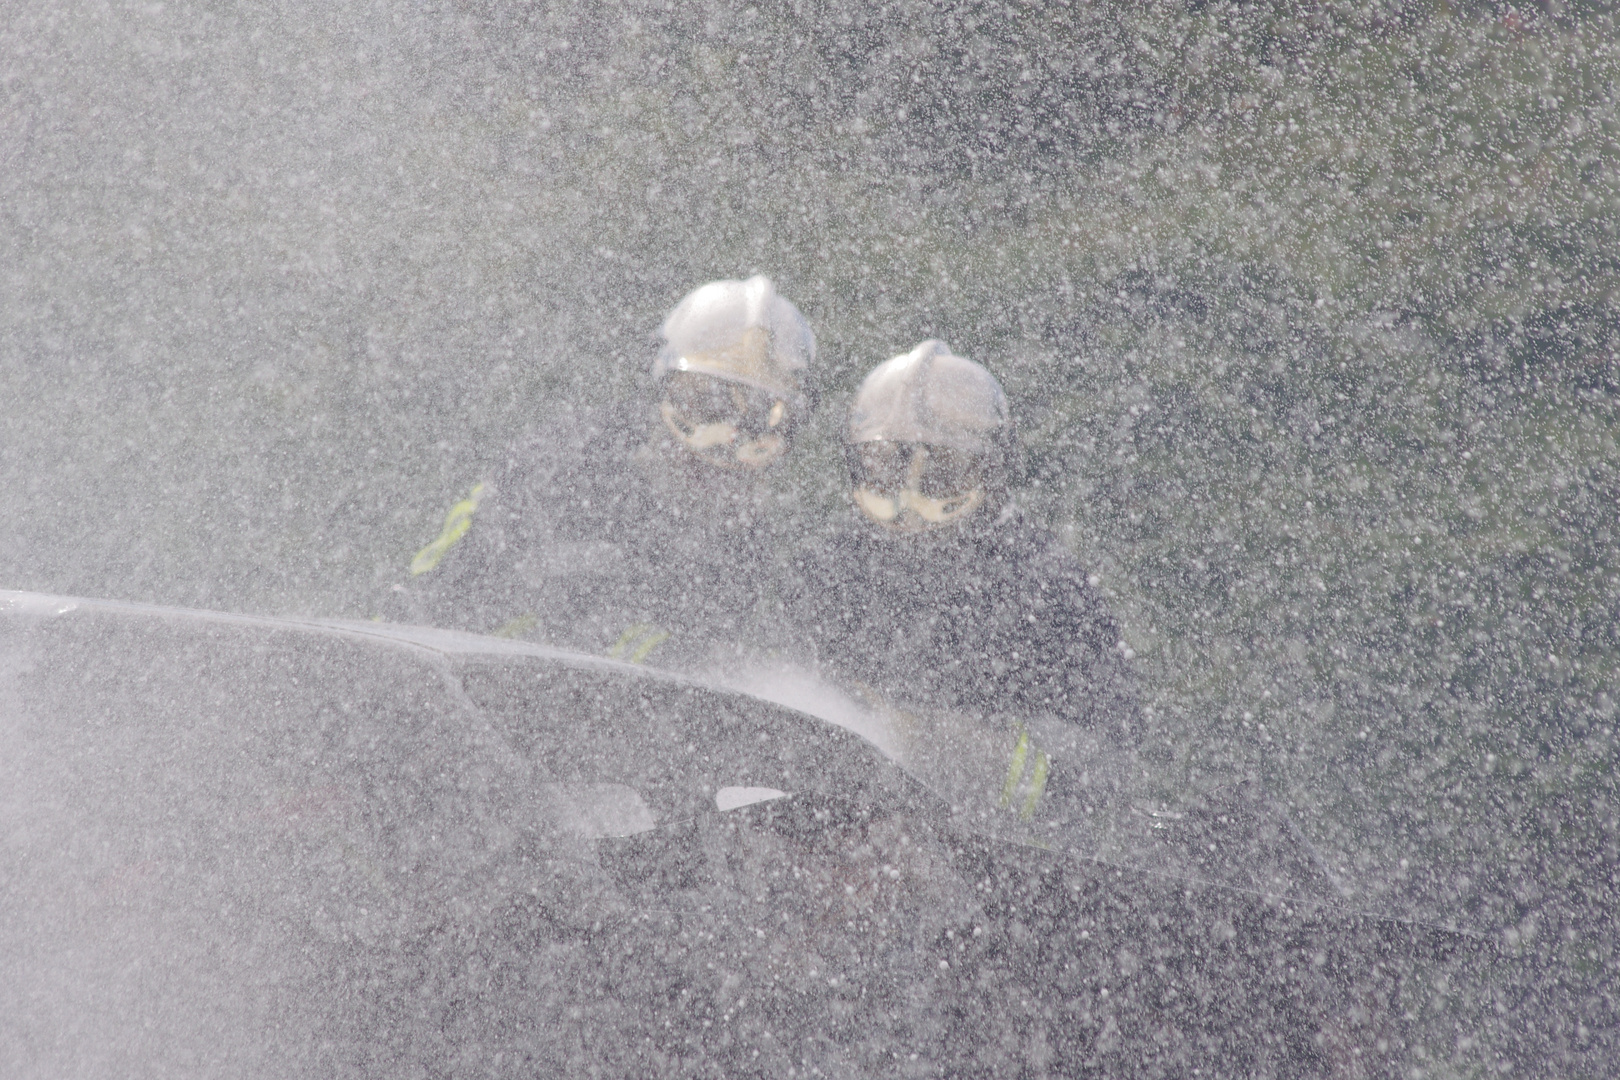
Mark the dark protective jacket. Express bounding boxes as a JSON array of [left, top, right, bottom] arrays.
[[790, 508, 1138, 744], [389, 405, 800, 672]]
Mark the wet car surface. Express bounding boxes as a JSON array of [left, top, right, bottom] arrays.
[[2, 590, 1524, 1078]]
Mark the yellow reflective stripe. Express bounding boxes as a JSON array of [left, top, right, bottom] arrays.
[[492, 614, 538, 639], [1000, 729, 1030, 809], [1020, 750, 1050, 821], [409, 482, 486, 576], [628, 629, 670, 663], [608, 623, 670, 664], [608, 624, 644, 659]]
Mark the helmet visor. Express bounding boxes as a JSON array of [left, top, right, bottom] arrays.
[[661, 371, 790, 468], [849, 442, 987, 531], [851, 442, 984, 498]]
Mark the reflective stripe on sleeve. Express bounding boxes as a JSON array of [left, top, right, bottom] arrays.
[[1000, 726, 1052, 820], [609, 623, 670, 664], [409, 482, 486, 576], [1020, 750, 1050, 821], [1000, 729, 1030, 810], [492, 614, 538, 639]]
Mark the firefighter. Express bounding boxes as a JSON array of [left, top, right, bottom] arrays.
[[392, 275, 815, 673], [791, 341, 1138, 817]]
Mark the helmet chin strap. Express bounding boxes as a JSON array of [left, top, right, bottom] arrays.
[[851, 442, 986, 532], [853, 485, 984, 533], [660, 401, 787, 469], [732, 433, 786, 467]]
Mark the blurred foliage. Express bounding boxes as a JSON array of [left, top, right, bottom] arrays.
[[2, 1, 1617, 1067]]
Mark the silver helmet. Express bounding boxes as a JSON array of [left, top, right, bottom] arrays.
[[652, 276, 815, 469], [846, 340, 1012, 533]]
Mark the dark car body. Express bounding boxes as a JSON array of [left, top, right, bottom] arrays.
[[0, 591, 1499, 1078]]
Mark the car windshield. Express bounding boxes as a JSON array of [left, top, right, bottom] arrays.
[[2, 1, 1613, 1076]]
